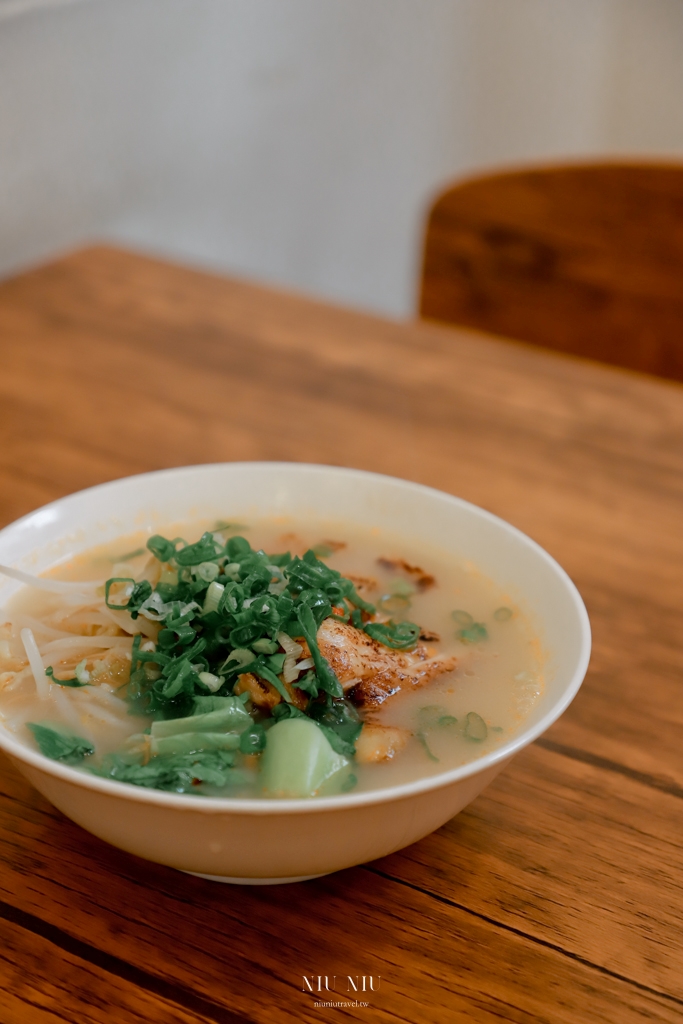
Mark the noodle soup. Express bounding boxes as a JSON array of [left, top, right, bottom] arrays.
[[0, 519, 543, 799]]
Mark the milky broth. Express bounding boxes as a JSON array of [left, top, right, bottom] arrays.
[[0, 517, 544, 796]]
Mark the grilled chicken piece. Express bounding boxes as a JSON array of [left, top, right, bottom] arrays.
[[235, 672, 308, 711], [316, 618, 457, 707], [355, 724, 411, 763], [234, 672, 279, 710]]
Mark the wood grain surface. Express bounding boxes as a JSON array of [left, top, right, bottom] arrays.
[[0, 246, 682, 1023], [420, 163, 683, 382]]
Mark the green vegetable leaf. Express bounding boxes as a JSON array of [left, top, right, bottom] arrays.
[[364, 619, 420, 650], [151, 731, 241, 757], [294, 669, 318, 697], [252, 659, 292, 704], [239, 724, 267, 754], [296, 604, 343, 698], [27, 722, 94, 764], [307, 695, 362, 756], [317, 724, 355, 758], [266, 652, 286, 674], [93, 749, 238, 792], [271, 703, 308, 722], [193, 694, 245, 714], [151, 701, 251, 738]]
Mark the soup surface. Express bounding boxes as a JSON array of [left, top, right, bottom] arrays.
[[0, 518, 544, 798]]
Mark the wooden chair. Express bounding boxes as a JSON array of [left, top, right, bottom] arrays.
[[419, 163, 683, 382]]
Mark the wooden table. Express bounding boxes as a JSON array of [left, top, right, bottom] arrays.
[[0, 247, 681, 1024]]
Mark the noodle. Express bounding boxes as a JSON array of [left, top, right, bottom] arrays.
[[20, 628, 50, 699]]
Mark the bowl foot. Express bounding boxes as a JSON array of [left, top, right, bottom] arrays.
[[184, 870, 328, 885]]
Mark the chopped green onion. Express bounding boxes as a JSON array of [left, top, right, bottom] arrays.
[[417, 705, 457, 730], [104, 577, 135, 610], [75, 659, 91, 684], [457, 623, 488, 644], [147, 535, 176, 562], [202, 581, 224, 615], [45, 665, 90, 688], [451, 609, 473, 627], [252, 638, 279, 655], [377, 594, 411, 616], [388, 578, 416, 598], [197, 671, 224, 693], [493, 606, 513, 621], [226, 536, 251, 559], [464, 712, 488, 741], [175, 533, 221, 567], [195, 561, 220, 583], [222, 649, 255, 672], [417, 732, 439, 762]]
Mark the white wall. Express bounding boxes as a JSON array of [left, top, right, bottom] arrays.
[[0, 0, 682, 316]]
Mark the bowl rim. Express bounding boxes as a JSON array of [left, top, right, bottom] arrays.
[[0, 461, 591, 816]]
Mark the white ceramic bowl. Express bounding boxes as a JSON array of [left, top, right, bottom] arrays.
[[0, 463, 590, 883]]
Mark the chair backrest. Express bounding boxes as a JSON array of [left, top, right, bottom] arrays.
[[419, 163, 683, 382]]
